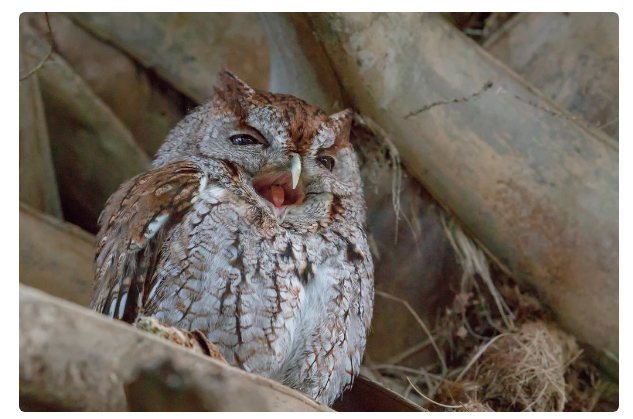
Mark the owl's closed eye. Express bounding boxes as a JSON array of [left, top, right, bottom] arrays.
[[91, 70, 373, 407]]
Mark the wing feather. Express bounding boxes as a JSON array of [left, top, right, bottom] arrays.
[[90, 160, 206, 323]]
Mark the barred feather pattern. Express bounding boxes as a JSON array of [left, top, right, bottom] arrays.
[[90, 71, 374, 406]]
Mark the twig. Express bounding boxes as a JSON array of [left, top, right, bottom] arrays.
[[403, 379, 414, 400], [563, 348, 584, 369], [372, 365, 444, 381], [461, 309, 488, 340], [375, 290, 447, 376], [522, 383, 549, 412], [407, 377, 461, 409], [385, 338, 433, 365], [441, 214, 515, 331], [586, 382, 605, 412], [456, 333, 511, 382], [20, 13, 54, 81], [353, 114, 403, 243]]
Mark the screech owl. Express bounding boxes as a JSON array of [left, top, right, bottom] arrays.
[[89, 71, 374, 406]]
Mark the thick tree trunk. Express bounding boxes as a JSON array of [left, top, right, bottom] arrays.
[[304, 13, 618, 355], [19, 284, 331, 412]]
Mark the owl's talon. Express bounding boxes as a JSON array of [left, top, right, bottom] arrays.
[[135, 316, 179, 339], [134, 316, 226, 363]]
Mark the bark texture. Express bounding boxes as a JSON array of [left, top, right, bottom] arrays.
[[485, 12, 619, 140], [19, 202, 94, 306], [19, 14, 63, 218], [21, 21, 151, 233], [26, 12, 192, 156], [19, 284, 331, 412], [67, 12, 271, 104], [305, 12, 618, 355]]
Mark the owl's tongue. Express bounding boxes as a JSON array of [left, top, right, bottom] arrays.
[[271, 185, 285, 207], [253, 170, 305, 215]]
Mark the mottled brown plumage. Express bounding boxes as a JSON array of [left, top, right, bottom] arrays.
[[90, 71, 373, 406]]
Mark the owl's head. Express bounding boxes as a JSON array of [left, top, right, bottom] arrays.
[[155, 71, 365, 232]]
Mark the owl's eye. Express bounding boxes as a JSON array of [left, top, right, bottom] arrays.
[[230, 134, 261, 146], [318, 156, 335, 171]]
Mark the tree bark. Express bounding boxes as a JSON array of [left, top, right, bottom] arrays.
[[66, 12, 271, 104], [19, 284, 331, 412], [484, 12, 619, 140], [21, 22, 152, 233], [258, 12, 346, 111], [19, 202, 94, 306], [19, 14, 63, 218], [305, 12, 618, 355], [25, 12, 192, 156]]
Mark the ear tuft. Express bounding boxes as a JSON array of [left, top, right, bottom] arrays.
[[215, 70, 255, 120], [218, 70, 256, 96], [330, 108, 354, 143]]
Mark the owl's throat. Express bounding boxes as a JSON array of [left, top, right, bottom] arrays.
[[253, 170, 305, 217]]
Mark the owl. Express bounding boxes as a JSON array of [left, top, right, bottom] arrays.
[[90, 71, 374, 406]]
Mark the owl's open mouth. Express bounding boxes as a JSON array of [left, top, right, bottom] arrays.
[[253, 170, 305, 219]]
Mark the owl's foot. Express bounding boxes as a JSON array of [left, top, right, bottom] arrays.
[[135, 316, 227, 363]]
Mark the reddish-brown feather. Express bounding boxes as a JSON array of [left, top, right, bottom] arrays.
[[215, 70, 353, 155], [91, 161, 204, 323]]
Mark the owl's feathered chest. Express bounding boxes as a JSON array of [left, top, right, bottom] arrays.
[[148, 184, 373, 403], [92, 72, 373, 406]]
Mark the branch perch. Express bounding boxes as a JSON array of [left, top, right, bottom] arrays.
[[19, 284, 331, 412]]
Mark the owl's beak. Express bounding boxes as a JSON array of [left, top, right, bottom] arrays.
[[252, 153, 305, 221], [288, 153, 302, 190]]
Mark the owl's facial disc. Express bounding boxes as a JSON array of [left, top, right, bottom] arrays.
[[253, 154, 305, 221]]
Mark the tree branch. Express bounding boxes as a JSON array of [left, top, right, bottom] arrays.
[[19, 284, 331, 412]]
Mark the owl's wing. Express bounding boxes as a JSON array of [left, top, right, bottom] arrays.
[[90, 160, 206, 323]]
